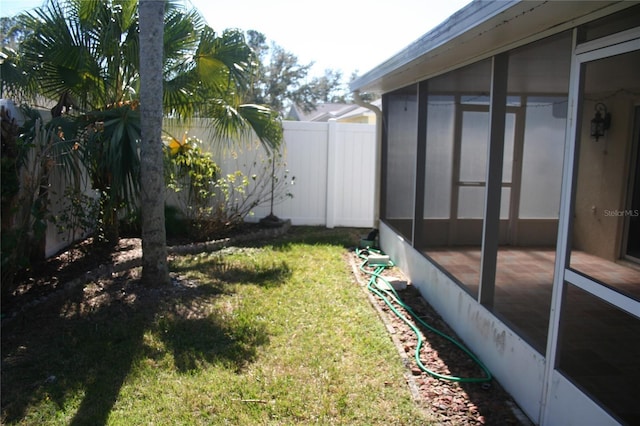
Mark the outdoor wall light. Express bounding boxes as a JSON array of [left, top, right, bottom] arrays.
[[590, 102, 611, 141]]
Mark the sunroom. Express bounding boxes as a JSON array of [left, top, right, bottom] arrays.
[[351, 1, 640, 424]]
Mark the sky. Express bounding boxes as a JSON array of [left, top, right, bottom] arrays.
[[1, 0, 473, 78]]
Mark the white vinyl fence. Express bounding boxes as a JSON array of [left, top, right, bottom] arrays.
[[185, 120, 377, 227], [285, 121, 376, 227], [45, 119, 376, 256]]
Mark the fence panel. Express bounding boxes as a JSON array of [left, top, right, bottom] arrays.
[[182, 119, 376, 228], [43, 119, 376, 256], [273, 121, 330, 225], [327, 121, 376, 228]]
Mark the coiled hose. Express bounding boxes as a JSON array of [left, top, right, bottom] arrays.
[[356, 247, 492, 383]]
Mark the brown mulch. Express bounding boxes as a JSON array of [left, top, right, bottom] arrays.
[[349, 249, 531, 425], [1, 222, 269, 322]]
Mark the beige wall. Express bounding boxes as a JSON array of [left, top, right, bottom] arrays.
[[337, 113, 376, 124], [573, 95, 639, 260]]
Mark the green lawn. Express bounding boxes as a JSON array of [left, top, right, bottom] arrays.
[[1, 227, 433, 425]]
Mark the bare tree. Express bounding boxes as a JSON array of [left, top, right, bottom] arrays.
[[139, 0, 170, 286]]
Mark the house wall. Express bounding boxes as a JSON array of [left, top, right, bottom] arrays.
[[379, 221, 546, 423], [338, 114, 376, 124], [573, 94, 640, 261], [371, 5, 640, 425]]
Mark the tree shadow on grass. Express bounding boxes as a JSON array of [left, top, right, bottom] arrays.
[[171, 252, 293, 290], [159, 313, 269, 374], [1, 256, 285, 425]]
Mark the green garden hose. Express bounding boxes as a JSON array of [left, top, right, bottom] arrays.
[[356, 247, 492, 384]]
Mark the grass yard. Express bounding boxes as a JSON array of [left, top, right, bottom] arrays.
[[1, 227, 434, 425]]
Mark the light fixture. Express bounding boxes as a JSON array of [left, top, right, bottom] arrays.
[[590, 102, 611, 141]]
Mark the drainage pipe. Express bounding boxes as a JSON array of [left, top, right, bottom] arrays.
[[352, 90, 382, 229]]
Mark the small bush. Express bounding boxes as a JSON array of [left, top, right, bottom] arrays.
[[163, 134, 294, 239]]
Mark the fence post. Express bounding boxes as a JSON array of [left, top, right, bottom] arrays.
[[325, 119, 338, 228]]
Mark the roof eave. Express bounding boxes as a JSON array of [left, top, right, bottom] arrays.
[[350, 0, 515, 93], [350, 0, 628, 95]]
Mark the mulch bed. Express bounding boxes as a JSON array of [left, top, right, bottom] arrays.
[[349, 250, 531, 425], [1, 222, 274, 322]]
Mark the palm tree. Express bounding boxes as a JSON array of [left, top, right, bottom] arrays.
[[6, 0, 282, 279], [139, 0, 169, 286]]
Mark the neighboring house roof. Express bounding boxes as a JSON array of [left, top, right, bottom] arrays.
[[350, 0, 630, 94], [333, 99, 381, 123], [286, 103, 360, 122], [286, 101, 381, 123]]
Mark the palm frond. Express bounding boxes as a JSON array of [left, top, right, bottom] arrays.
[[238, 104, 282, 151], [10, 0, 283, 211], [79, 105, 141, 209], [0, 46, 36, 100], [195, 27, 256, 97], [18, 1, 106, 110]]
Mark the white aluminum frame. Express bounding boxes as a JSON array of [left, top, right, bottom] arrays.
[[540, 28, 640, 425]]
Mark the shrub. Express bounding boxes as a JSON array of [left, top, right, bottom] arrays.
[[163, 134, 294, 240]]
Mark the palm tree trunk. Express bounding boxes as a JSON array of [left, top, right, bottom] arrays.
[[139, 0, 170, 286]]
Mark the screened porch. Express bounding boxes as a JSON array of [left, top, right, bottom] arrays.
[[380, 20, 640, 423]]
